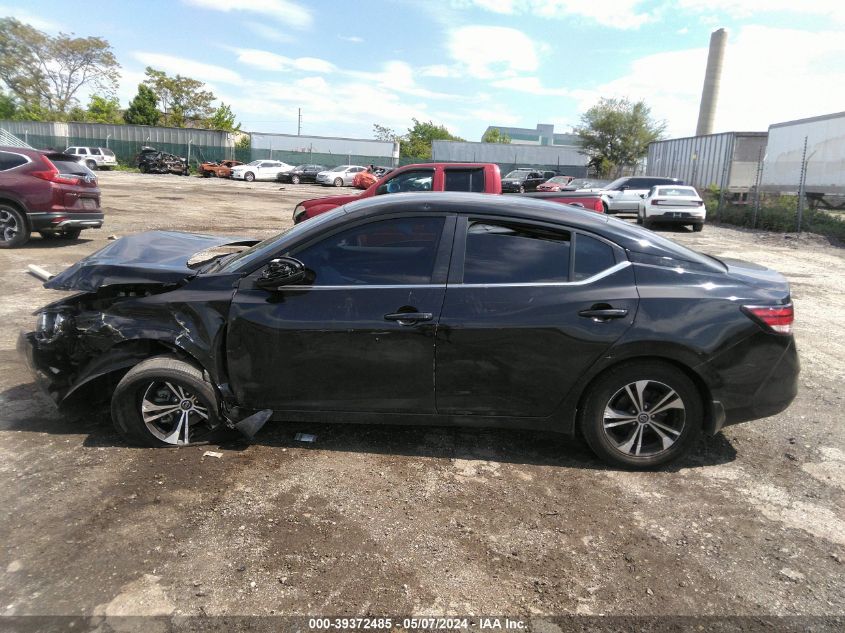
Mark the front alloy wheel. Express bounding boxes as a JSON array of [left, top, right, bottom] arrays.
[[141, 380, 212, 445], [579, 361, 702, 468]]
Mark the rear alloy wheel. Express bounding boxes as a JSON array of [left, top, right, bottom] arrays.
[[636, 209, 643, 225], [85, 159, 97, 170], [333, 177, 343, 187], [112, 356, 223, 447], [291, 174, 300, 184], [579, 362, 702, 469], [244, 171, 255, 182], [0, 205, 29, 248]]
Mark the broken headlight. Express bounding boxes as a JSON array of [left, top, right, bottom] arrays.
[[36, 311, 74, 342]]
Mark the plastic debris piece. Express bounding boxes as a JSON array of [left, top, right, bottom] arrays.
[[294, 433, 316, 443], [202, 450, 223, 458]]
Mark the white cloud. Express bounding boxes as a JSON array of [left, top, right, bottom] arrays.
[[232, 48, 336, 73], [0, 5, 61, 31], [491, 77, 571, 96], [465, 0, 653, 29], [339, 35, 364, 43], [132, 52, 242, 85], [571, 25, 845, 137], [244, 21, 294, 43], [419, 64, 462, 78], [182, 0, 312, 29], [677, 0, 845, 22], [448, 26, 539, 79], [347, 61, 460, 99]]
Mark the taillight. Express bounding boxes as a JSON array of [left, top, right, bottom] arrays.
[[742, 303, 794, 335], [594, 200, 604, 213], [31, 156, 81, 185]]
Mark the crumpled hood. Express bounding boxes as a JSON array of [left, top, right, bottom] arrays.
[[45, 231, 255, 292]]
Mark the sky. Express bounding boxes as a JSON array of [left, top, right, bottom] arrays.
[[4, 0, 845, 141]]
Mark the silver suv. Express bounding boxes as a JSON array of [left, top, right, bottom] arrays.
[[65, 147, 118, 171], [600, 176, 684, 214]]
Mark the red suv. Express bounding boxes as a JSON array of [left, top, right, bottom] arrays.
[[0, 146, 103, 248]]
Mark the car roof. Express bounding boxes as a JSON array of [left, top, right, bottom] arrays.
[[339, 192, 722, 271]]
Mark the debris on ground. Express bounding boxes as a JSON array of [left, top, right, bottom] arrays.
[[26, 265, 54, 281], [294, 433, 317, 443], [202, 450, 223, 459]]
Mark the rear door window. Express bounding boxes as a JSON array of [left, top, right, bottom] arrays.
[[0, 151, 28, 171], [444, 168, 485, 193], [463, 221, 571, 284], [573, 234, 617, 281], [90, 148, 102, 155]]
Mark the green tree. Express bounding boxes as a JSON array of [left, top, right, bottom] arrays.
[[481, 127, 511, 144], [0, 18, 119, 114], [143, 67, 215, 127], [401, 118, 463, 160], [0, 91, 17, 119], [123, 84, 159, 126], [373, 123, 400, 143], [206, 102, 240, 131], [85, 95, 122, 124], [574, 97, 665, 178]]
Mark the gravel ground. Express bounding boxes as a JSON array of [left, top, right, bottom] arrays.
[[0, 172, 843, 629]]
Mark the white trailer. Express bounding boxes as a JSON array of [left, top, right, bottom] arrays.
[[761, 111, 845, 208]]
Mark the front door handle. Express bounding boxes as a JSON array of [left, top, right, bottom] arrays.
[[578, 307, 629, 320], [384, 312, 433, 325]]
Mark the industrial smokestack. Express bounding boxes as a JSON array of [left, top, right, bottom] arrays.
[[695, 28, 728, 136]]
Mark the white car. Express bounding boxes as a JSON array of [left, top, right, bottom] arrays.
[[637, 185, 706, 232], [231, 160, 293, 182], [65, 146, 117, 170], [600, 176, 684, 213], [316, 165, 367, 187]]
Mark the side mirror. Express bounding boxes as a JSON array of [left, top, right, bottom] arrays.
[[256, 257, 310, 290]]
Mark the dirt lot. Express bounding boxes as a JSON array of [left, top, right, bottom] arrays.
[[0, 172, 843, 628]]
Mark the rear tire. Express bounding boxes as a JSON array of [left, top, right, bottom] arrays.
[[692, 223, 704, 232], [643, 216, 654, 229], [636, 209, 643, 225], [579, 361, 703, 469], [111, 355, 223, 448], [85, 159, 97, 170], [0, 204, 29, 248]]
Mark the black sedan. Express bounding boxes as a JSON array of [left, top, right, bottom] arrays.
[[277, 164, 327, 184], [20, 193, 798, 468], [501, 169, 557, 193]]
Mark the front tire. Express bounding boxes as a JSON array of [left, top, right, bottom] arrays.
[[291, 174, 300, 184], [333, 177, 343, 187], [0, 204, 29, 248], [244, 171, 255, 182], [579, 361, 703, 469], [111, 356, 222, 447]]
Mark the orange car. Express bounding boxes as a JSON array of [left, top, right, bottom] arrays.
[[198, 160, 242, 178]]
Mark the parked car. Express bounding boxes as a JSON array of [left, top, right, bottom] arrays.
[[561, 178, 610, 192], [277, 164, 326, 184], [297, 163, 500, 221], [600, 176, 684, 214], [136, 147, 189, 175], [20, 193, 798, 469], [501, 169, 557, 193], [316, 165, 367, 187], [231, 160, 294, 182], [65, 146, 117, 171], [536, 175, 575, 191], [0, 146, 103, 248], [637, 185, 706, 231], [198, 160, 242, 178]]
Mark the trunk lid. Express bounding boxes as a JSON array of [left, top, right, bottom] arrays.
[[45, 231, 255, 292], [719, 257, 791, 301]]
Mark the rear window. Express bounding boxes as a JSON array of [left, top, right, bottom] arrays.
[[656, 187, 698, 197], [445, 168, 485, 193], [102, 148, 115, 157], [46, 155, 91, 176]]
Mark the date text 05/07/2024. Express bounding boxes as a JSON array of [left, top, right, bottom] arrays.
[[307, 617, 526, 630]]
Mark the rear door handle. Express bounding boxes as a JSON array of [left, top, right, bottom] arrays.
[[578, 308, 629, 320], [384, 312, 433, 325]]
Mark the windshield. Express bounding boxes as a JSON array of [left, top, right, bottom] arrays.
[[329, 165, 349, 172], [548, 176, 569, 183], [604, 178, 629, 190], [244, 160, 261, 166], [217, 207, 347, 273], [504, 170, 531, 179]]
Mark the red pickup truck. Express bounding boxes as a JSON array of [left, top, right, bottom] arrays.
[[292, 163, 604, 223]]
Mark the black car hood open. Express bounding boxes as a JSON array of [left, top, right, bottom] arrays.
[[45, 231, 256, 292]]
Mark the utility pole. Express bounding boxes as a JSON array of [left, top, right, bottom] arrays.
[[297, 108, 302, 136], [797, 136, 808, 234]]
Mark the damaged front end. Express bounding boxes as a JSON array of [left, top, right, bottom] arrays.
[[19, 231, 260, 429]]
